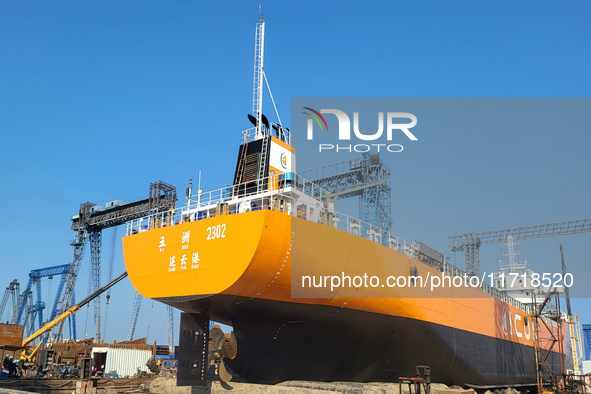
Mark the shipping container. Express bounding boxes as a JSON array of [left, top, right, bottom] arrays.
[[91, 347, 151, 377]]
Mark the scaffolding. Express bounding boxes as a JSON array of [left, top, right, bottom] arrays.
[[300, 153, 392, 234], [532, 289, 564, 393]]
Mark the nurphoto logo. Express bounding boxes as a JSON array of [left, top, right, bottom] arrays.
[[303, 107, 418, 153]]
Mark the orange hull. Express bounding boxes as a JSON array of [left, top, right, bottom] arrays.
[[123, 209, 562, 385]]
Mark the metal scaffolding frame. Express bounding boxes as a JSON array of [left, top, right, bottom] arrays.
[[301, 153, 392, 234], [532, 290, 564, 392]]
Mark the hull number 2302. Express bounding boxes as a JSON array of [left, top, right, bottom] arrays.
[[206, 224, 226, 240]]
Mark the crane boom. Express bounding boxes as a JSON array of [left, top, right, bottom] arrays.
[[21, 271, 128, 361], [448, 218, 591, 275], [449, 218, 591, 247]]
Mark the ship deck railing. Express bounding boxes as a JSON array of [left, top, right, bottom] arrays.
[[124, 173, 303, 232], [124, 173, 417, 251], [124, 173, 531, 313]]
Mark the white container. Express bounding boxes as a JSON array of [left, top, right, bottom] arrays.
[[91, 347, 152, 377]]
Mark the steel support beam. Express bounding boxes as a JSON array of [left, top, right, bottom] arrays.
[[90, 230, 102, 343], [127, 291, 143, 341], [167, 305, 175, 355], [52, 229, 88, 341]]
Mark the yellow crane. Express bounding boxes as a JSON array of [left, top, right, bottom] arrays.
[[20, 271, 128, 362]]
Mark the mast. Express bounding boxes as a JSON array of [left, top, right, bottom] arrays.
[[561, 245, 580, 373], [252, 7, 265, 140]]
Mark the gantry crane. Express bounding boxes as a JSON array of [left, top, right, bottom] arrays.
[[50, 181, 177, 343], [448, 218, 591, 276], [13, 264, 70, 336], [0, 280, 20, 323]]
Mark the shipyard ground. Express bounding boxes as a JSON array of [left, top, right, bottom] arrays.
[[150, 377, 454, 393], [0, 377, 153, 394], [0, 377, 538, 394]]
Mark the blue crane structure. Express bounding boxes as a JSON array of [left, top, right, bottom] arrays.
[[14, 264, 70, 337], [583, 324, 591, 361], [300, 153, 392, 237], [50, 181, 177, 343]]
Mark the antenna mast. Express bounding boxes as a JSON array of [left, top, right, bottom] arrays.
[[252, 7, 265, 140]]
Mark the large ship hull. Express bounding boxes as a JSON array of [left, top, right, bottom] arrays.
[[123, 209, 561, 386], [163, 294, 553, 386]]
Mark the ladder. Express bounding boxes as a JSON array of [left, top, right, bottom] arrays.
[[257, 135, 269, 192], [235, 141, 249, 187]]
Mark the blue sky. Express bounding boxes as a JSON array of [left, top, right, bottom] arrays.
[[1, 1, 590, 349]]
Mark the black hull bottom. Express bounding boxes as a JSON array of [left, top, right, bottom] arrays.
[[164, 294, 561, 386]]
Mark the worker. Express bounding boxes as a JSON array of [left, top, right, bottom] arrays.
[[12, 359, 21, 378], [2, 355, 9, 372], [7, 355, 16, 378]]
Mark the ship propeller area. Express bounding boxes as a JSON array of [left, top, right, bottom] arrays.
[[209, 326, 238, 382]]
